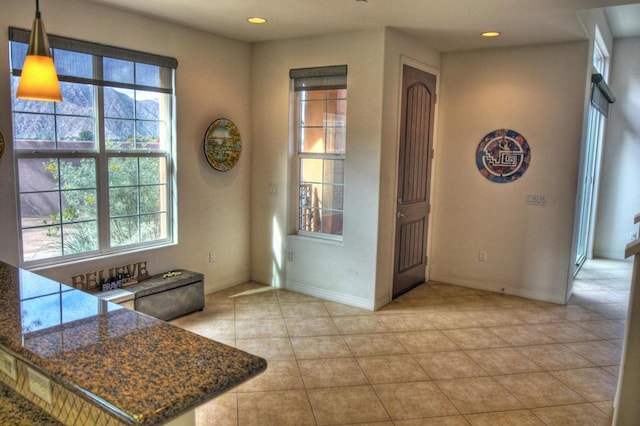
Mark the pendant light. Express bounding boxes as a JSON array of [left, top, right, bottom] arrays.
[[16, 0, 62, 102]]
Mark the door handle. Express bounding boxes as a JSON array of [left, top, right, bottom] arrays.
[[397, 211, 406, 218]]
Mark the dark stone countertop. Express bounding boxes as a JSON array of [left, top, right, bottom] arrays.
[[0, 381, 62, 425], [0, 261, 267, 425]]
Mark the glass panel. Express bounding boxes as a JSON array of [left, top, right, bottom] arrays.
[[9, 41, 28, 71], [56, 116, 95, 150], [104, 88, 134, 118], [105, 119, 135, 150], [327, 89, 347, 100], [140, 185, 162, 214], [139, 158, 166, 184], [61, 189, 98, 222], [300, 158, 323, 183], [18, 158, 60, 192], [109, 187, 139, 216], [136, 91, 161, 120], [325, 99, 347, 126], [13, 113, 56, 150], [136, 120, 160, 146], [59, 158, 96, 190], [110, 217, 139, 247], [321, 211, 343, 236], [104, 57, 134, 84], [326, 127, 346, 154], [135, 63, 161, 87], [62, 221, 99, 255], [109, 157, 139, 186], [323, 159, 345, 184], [322, 185, 344, 210], [20, 192, 60, 228], [300, 128, 325, 153], [57, 82, 94, 116], [300, 100, 325, 127], [53, 49, 93, 79], [21, 227, 62, 261], [140, 213, 165, 242]]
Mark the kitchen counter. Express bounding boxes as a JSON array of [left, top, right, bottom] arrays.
[[0, 261, 267, 425]]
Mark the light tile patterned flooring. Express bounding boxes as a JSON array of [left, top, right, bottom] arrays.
[[170, 259, 632, 425]]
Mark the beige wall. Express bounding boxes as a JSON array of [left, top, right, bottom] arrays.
[[250, 29, 387, 308], [0, 0, 253, 292], [431, 42, 590, 303]]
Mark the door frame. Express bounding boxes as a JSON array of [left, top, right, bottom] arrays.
[[387, 56, 441, 302]]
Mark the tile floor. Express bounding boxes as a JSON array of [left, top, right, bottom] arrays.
[[170, 259, 632, 425]]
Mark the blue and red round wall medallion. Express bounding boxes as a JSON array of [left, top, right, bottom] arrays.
[[476, 129, 531, 183]]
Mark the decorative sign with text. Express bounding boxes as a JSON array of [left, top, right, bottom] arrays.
[[71, 260, 149, 291]]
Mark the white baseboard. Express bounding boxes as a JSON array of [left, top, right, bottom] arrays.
[[284, 280, 374, 311], [430, 274, 567, 305], [204, 272, 251, 295]]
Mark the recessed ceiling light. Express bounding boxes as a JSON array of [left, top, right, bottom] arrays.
[[247, 17, 267, 24], [481, 31, 501, 38]]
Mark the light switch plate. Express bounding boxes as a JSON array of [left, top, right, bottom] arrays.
[[0, 349, 17, 381], [28, 367, 53, 404]]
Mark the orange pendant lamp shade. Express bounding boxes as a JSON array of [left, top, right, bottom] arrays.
[[16, 0, 62, 102]]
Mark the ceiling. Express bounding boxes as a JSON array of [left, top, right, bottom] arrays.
[[86, 0, 640, 52]]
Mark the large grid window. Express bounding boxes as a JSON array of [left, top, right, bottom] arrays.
[[291, 65, 347, 237], [9, 28, 177, 266]]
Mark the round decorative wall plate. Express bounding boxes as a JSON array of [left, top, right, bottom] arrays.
[[475, 129, 531, 183], [203, 118, 242, 172]]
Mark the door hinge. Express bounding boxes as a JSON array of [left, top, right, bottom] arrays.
[[425, 255, 429, 265], [427, 204, 432, 214], [430, 148, 435, 159]]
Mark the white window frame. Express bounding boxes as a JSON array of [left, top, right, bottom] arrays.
[[290, 65, 347, 240], [9, 28, 178, 268]]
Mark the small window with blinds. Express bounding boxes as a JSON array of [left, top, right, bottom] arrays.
[[290, 65, 347, 238]]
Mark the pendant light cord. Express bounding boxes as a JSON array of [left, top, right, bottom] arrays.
[[36, 0, 41, 18]]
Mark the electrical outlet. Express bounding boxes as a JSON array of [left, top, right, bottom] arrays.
[[526, 193, 547, 206], [269, 183, 278, 196], [209, 251, 216, 263], [479, 250, 488, 262], [0, 349, 17, 381], [28, 368, 52, 404]]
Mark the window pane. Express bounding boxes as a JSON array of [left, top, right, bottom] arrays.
[[111, 217, 139, 247], [141, 213, 166, 242], [139, 158, 166, 184], [324, 159, 345, 184], [136, 120, 160, 145], [13, 113, 55, 150], [62, 221, 98, 255], [321, 211, 343, 235], [136, 91, 161, 120], [300, 99, 325, 127], [20, 192, 60, 228], [109, 157, 139, 186], [136, 63, 160, 87], [9, 41, 27, 71], [104, 58, 134, 84], [11, 77, 54, 114], [21, 227, 62, 261], [18, 158, 60, 192], [105, 88, 134, 118], [300, 127, 325, 153], [53, 49, 93, 79], [56, 116, 96, 151], [59, 158, 96, 190], [105, 119, 135, 149], [326, 127, 346, 154], [322, 185, 344, 210], [57, 82, 94, 116], [110, 187, 139, 216], [300, 158, 323, 183], [61, 189, 97, 222], [140, 186, 163, 214]]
